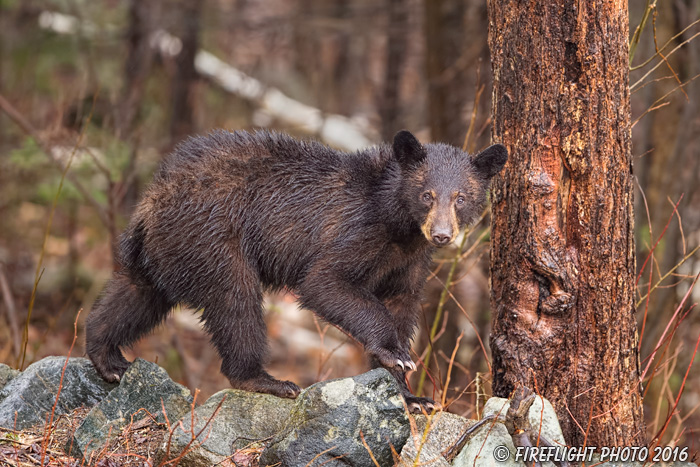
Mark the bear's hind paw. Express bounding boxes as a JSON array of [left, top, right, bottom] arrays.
[[87, 347, 130, 383], [230, 375, 301, 399]]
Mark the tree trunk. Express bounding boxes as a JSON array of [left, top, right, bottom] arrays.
[[380, 0, 408, 140], [487, 0, 646, 446], [424, 0, 467, 145], [118, 0, 160, 137], [170, 0, 202, 142]]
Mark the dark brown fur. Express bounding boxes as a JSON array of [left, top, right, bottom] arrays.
[[85, 130, 507, 411]]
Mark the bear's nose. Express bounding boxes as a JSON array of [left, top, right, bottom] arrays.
[[432, 234, 451, 246]]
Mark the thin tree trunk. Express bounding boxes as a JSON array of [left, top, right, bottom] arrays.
[[118, 0, 159, 137], [380, 0, 408, 140], [170, 0, 202, 142], [488, 0, 646, 446], [424, 0, 467, 145]]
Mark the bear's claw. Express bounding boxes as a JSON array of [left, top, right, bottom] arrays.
[[405, 396, 442, 414], [396, 359, 417, 372], [367, 345, 414, 372]]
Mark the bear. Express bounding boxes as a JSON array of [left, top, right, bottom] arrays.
[[85, 129, 507, 412]]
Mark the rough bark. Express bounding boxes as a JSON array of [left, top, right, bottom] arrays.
[[487, 0, 646, 446]]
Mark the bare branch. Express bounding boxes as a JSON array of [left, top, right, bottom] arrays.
[[0, 95, 113, 231]]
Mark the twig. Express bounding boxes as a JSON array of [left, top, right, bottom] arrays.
[[416, 209, 488, 396], [303, 445, 340, 467], [462, 65, 483, 153], [41, 308, 82, 465], [443, 415, 496, 462], [440, 332, 463, 408], [636, 195, 683, 286], [641, 272, 700, 382], [631, 18, 700, 70], [651, 331, 700, 448], [159, 391, 227, 467], [0, 94, 112, 232], [636, 245, 700, 308], [358, 431, 381, 467], [632, 73, 700, 127], [629, 0, 656, 64], [630, 32, 700, 89]]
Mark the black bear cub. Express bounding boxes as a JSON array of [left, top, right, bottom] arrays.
[[86, 130, 507, 412]]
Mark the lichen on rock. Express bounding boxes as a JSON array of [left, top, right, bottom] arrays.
[[159, 388, 295, 466], [260, 368, 410, 467], [71, 358, 192, 462], [0, 357, 116, 430]]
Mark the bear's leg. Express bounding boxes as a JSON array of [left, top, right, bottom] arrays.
[[383, 293, 421, 360], [297, 269, 414, 369], [380, 293, 441, 413], [86, 273, 173, 382], [201, 264, 300, 399]]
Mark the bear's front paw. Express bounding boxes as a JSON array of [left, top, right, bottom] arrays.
[[367, 345, 416, 372], [405, 395, 442, 414]]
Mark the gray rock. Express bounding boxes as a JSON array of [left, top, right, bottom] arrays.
[[412, 412, 474, 452], [0, 357, 116, 430], [399, 412, 474, 466], [260, 368, 410, 467], [160, 388, 295, 466], [72, 358, 192, 462], [453, 396, 566, 467], [482, 396, 566, 448], [0, 364, 20, 393], [399, 438, 450, 467]]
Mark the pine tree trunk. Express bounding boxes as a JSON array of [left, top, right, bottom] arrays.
[[170, 0, 201, 142], [487, 0, 646, 446], [380, 0, 408, 140], [424, 0, 468, 145], [118, 0, 159, 136]]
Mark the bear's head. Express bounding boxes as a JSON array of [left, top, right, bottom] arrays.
[[393, 130, 508, 247]]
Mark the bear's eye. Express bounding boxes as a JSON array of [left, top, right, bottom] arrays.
[[456, 195, 466, 205], [422, 192, 432, 203]]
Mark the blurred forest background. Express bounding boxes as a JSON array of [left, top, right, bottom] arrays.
[[0, 0, 699, 447]]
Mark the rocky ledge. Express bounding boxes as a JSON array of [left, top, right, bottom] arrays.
[[0, 359, 695, 467]]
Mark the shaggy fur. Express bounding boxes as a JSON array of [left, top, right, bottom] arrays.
[[85, 129, 507, 410]]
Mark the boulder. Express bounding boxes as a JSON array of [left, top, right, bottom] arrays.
[[399, 412, 474, 466], [72, 358, 192, 462], [0, 357, 115, 430], [0, 364, 19, 393], [452, 396, 566, 467], [160, 389, 295, 466], [399, 441, 450, 467], [260, 368, 410, 467]]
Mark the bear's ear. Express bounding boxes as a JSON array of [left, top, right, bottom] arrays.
[[393, 130, 426, 168], [473, 144, 508, 179]]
